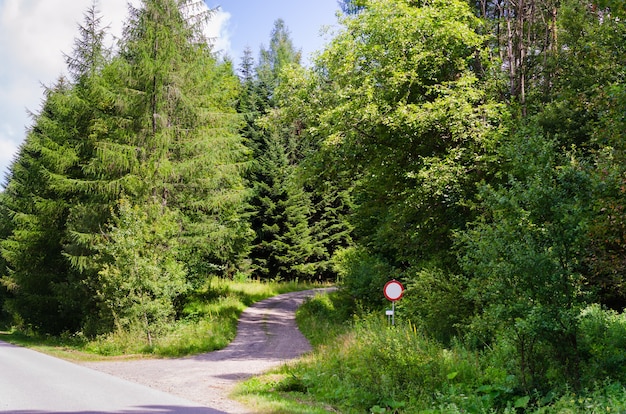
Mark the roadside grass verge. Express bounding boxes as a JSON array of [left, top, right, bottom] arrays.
[[234, 291, 626, 413], [235, 373, 340, 414], [0, 278, 325, 360], [233, 289, 352, 412]]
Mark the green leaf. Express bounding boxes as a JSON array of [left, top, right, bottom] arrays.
[[514, 396, 530, 408]]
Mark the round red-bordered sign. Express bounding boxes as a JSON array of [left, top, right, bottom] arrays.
[[384, 280, 404, 301]]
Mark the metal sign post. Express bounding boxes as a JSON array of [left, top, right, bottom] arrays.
[[383, 279, 404, 325]]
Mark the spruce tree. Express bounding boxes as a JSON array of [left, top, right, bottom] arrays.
[[0, 80, 86, 333], [62, 0, 253, 331], [248, 129, 319, 280], [110, 0, 251, 279], [240, 20, 324, 280], [0, 4, 112, 333], [0, 1, 252, 335]]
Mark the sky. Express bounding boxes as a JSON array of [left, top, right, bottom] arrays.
[[0, 0, 341, 181]]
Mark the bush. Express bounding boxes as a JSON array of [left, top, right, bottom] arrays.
[[332, 246, 399, 310], [578, 304, 626, 385], [534, 382, 626, 413], [399, 267, 473, 344]]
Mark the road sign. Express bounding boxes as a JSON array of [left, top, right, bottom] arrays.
[[383, 280, 404, 326], [383, 280, 404, 302]]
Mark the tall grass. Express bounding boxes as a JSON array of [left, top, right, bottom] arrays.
[[0, 278, 323, 359], [237, 291, 626, 413], [287, 317, 492, 413]]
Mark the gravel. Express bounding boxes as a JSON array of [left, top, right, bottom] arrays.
[[82, 288, 334, 413]]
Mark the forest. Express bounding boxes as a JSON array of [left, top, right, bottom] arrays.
[[1, 0, 626, 411]]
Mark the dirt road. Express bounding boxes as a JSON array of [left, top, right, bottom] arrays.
[[83, 288, 334, 413]]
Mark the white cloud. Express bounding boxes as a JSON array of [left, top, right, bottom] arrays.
[[181, 2, 232, 56], [0, 0, 129, 179], [0, 0, 230, 180], [205, 8, 232, 56]]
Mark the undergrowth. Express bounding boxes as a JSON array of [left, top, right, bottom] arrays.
[[0, 278, 323, 359], [235, 290, 626, 413]]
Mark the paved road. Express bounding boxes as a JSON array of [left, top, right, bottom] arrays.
[[0, 340, 222, 413], [0, 288, 335, 414]]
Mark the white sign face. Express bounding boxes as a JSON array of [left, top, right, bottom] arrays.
[[384, 280, 404, 301]]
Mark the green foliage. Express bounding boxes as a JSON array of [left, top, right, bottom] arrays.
[[522, 0, 626, 311], [0, 80, 92, 334], [458, 126, 593, 391], [296, 290, 353, 347], [1, 0, 253, 336], [307, 183, 354, 280], [94, 200, 189, 345], [297, 0, 503, 270], [242, 19, 340, 281], [578, 304, 626, 384], [332, 246, 397, 309], [2, 279, 321, 357], [242, 294, 626, 413], [256, 18, 301, 107], [105, 0, 252, 278], [240, 1, 626, 411], [248, 130, 320, 281], [254, 312, 517, 413], [399, 267, 472, 344], [4, 0, 626, 407], [338, 0, 366, 15], [533, 382, 626, 413]]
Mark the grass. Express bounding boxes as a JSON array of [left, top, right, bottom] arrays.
[[11, 282, 626, 412], [234, 373, 340, 414], [234, 292, 626, 413], [0, 278, 326, 361], [233, 289, 352, 412], [0, 329, 108, 362]]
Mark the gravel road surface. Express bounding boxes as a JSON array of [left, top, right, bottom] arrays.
[[82, 288, 334, 413]]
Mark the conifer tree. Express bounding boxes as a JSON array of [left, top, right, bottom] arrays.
[[240, 20, 324, 280], [1, 1, 252, 335], [95, 199, 188, 345], [0, 4, 112, 333], [104, 0, 251, 281], [248, 128, 320, 280], [0, 80, 87, 333]]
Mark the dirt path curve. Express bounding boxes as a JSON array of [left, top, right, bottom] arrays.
[[83, 288, 334, 414]]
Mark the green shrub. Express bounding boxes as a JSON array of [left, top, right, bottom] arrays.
[[578, 304, 626, 385], [332, 246, 398, 310], [399, 267, 473, 344], [245, 294, 626, 413], [533, 382, 626, 413]]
